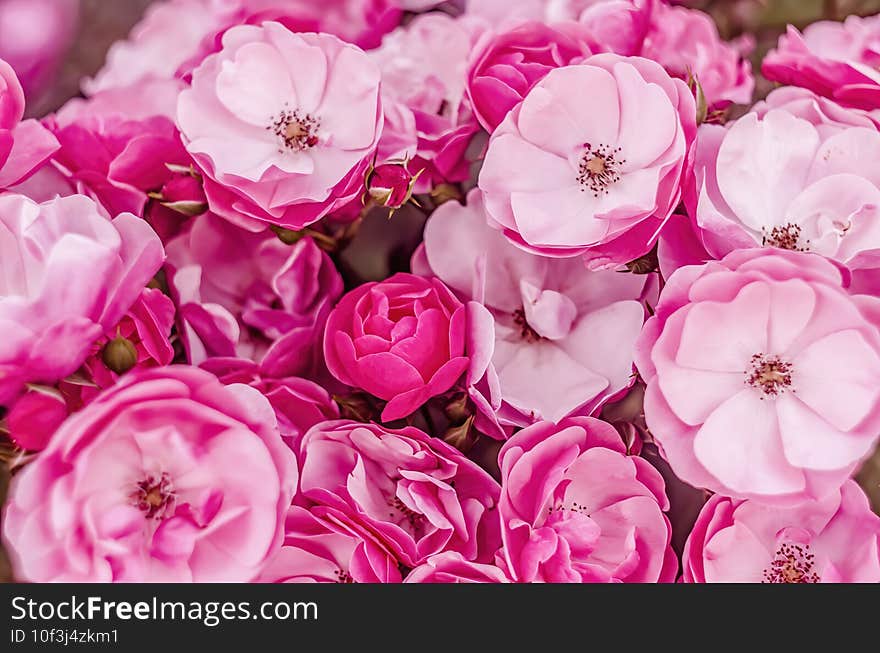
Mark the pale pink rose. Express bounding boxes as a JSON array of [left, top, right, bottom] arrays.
[[634, 248, 880, 505], [0, 58, 58, 188], [763, 14, 880, 111], [466, 21, 594, 132], [296, 419, 501, 568], [497, 416, 677, 582], [2, 366, 298, 582], [682, 481, 880, 583], [323, 273, 470, 422], [641, 0, 754, 108], [478, 55, 696, 268], [688, 87, 880, 289], [177, 23, 383, 231], [370, 13, 482, 190], [0, 193, 164, 405], [0, 0, 78, 102], [419, 189, 653, 430], [200, 357, 339, 445], [83, 0, 240, 95], [577, 0, 653, 57], [166, 214, 342, 377], [259, 506, 402, 583], [405, 552, 511, 583]]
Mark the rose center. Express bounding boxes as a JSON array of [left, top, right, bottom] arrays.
[[512, 307, 543, 343], [269, 107, 320, 152], [131, 472, 175, 520], [762, 223, 809, 251], [577, 143, 625, 197], [745, 354, 793, 397], [762, 543, 819, 583]]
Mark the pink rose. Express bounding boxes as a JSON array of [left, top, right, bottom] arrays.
[[177, 23, 383, 231], [687, 87, 880, 289], [323, 273, 469, 422], [634, 248, 880, 505], [6, 385, 68, 452], [363, 158, 420, 211], [682, 481, 880, 583], [2, 366, 298, 582], [166, 215, 342, 377], [296, 420, 501, 568], [497, 416, 677, 582], [763, 15, 880, 111], [0, 58, 57, 188], [200, 357, 339, 444], [419, 189, 653, 429], [466, 21, 593, 133], [478, 55, 696, 268], [405, 552, 511, 583], [0, 193, 164, 405]]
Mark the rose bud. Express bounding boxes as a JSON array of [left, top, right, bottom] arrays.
[[364, 158, 422, 214]]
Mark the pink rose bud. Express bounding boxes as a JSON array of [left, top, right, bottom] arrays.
[[364, 159, 421, 211], [7, 386, 68, 451]]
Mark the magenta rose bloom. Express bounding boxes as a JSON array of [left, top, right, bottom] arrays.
[[478, 55, 696, 268], [634, 248, 880, 505], [0, 193, 164, 405], [682, 481, 880, 583], [763, 14, 880, 111], [466, 20, 593, 133], [497, 416, 677, 583], [324, 272, 469, 421], [405, 552, 511, 583], [296, 420, 501, 568], [2, 366, 298, 582], [177, 22, 383, 231]]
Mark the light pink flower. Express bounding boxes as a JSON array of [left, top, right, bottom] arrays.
[[418, 189, 653, 429], [370, 13, 482, 191], [763, 14, 880, 111], [296, 419, 501, 567], [259, 506, 402, 583], [682, 481, 880, 583], [634, 248, 880, 505], [478, 55, 696, 268], [497, 416, 677, 582], [466, 20, 593, 133], [0, 58, 57, 188], [166, 214, 342, 377], [177, 23, 383, 231], [405, 552, 511, 583], [0, 193, 164, 405], [324, 273, 469, 422], [688, 87, 880, 290], [2, 366, 298, 582]]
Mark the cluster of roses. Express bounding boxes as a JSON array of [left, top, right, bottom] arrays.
[[0, 0, 879, 583]]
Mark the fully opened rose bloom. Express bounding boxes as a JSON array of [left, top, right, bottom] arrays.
[[0, 193, 164, 405], [682, 481, 880, 583], [634, 248, 880, 505], [497, 416, 677, 583], [324, 273, 469, 422], [419, 190, 652, 429], [763, 14, 880, 111], [296, 420, 501, 568], [177, 22, 383, 231], [479, 55, 696, 268], [2, 367, 298, 582]]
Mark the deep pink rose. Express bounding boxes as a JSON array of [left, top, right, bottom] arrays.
[[324, 273, 469, 422], [0, 193, 164, 405], [166, 214, 342, 377], [634, 248, 880, 505], [259, 505, 402, 583], [364, 158, 420, 211], [0, 57, 57, 188], [763, 14, 880, 111], [418, 189, 654, 430], [177, 23, 383, 231], [2, 366, 298, 582], [478, 55, 696, 268], [405, 552, 511, 583], [687, 87, 880, 290], [682, 481, 880, 583], [497, 416, 677, 582], [466, 21, 593, 133], [6, 386, 68, 452], [296, 420, 501, 568]]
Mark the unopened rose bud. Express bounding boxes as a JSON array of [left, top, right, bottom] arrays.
[[333, 393, 376, 422], [364, 159, 422, 213], [443, 415, 477, 453], [102, 335, 138, 374]]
